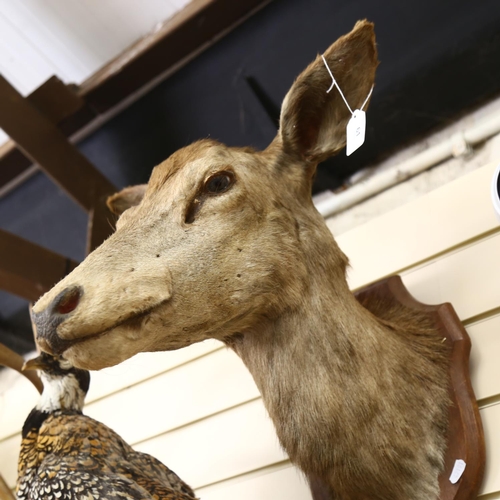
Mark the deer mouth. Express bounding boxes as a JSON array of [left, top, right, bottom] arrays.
[[37, 302, 165, 356]]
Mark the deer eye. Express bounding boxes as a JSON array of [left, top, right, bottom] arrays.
[[204, 172, 234, 194]]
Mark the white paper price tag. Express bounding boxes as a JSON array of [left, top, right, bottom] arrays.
[[449, 459, 466, 484], [322, 55, 373, 157], [346, 109, 366, 156]]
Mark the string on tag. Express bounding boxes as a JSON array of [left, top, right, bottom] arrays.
[[321, 55, 374, 156], [321, 55, 373, 113]]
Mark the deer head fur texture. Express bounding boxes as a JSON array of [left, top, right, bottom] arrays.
[[32, 21, 449, 499]]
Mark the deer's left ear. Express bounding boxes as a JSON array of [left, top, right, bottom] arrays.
[[107, 184, 147, 216], [278, 20, 378, 166]]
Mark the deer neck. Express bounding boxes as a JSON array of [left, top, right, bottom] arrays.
[[228, 231, 386, 474]]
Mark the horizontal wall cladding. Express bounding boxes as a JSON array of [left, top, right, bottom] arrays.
[[85, 347, 261, 446], [401, 233, 500, 323], [196, 463, 312, 500], [468, 314, 500, 403], [1, 161, 499, 497], [336, 162, 499, 290]]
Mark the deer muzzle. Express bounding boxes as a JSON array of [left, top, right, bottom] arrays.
[[31, 231, 174, 358], [32, 286, 84, 355]]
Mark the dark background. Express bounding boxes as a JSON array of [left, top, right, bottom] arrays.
[[2, 0, 500, 352]]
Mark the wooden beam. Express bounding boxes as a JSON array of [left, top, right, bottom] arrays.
[[0, 77, 95, 190], [0, 342, 43, 395], [28, 77, 85, 124], [0, 0, 271, 193], [0, 75, 116, 212], [0, 229, 78, 302], [86, 200, 116, 254]]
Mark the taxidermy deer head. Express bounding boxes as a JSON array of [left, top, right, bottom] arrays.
[[32, 21, 450, 499]]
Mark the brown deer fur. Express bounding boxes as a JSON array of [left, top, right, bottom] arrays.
[[32, 21, 449, 500]]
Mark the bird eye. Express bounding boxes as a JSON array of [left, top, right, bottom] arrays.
[[204, 172, 234, 194]]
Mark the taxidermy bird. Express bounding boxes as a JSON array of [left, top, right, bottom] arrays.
[[17, 352, 197, 500]]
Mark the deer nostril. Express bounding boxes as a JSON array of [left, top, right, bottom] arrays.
[[54, 286, 82, 315]]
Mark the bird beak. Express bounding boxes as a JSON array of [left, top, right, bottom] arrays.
[[22, 355, 49, 371]]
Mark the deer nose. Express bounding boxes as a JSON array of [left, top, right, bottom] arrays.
[[31, 286, 83, 355], [53, 286, 82, 315]]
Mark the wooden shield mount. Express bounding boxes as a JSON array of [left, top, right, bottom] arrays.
[[308, 275, 485, 500]]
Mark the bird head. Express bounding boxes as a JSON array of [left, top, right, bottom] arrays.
[[23, 352, 90, 412]]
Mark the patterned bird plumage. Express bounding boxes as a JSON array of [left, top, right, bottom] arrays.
[[17, 353, 196, 500]]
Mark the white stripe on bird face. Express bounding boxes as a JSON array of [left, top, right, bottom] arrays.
[[36, 372, 86, 412]]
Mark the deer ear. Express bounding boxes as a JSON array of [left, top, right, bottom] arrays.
[[107, 184, 147, 216], [278, 20, 378, 165]]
